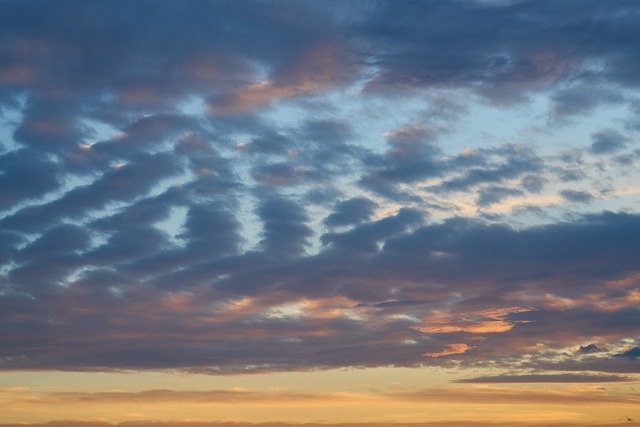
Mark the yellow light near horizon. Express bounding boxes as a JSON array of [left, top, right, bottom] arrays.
[[1, 368, 638, 425]]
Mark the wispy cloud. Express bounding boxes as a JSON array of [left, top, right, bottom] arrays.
[[6, 385, 640, 407], [455, 374, 635, 383]]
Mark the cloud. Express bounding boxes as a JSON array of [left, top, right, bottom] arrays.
[[0, 0, 638, 110], [321, 208, 424, 254], [0, 387, 29, 394], [371, 300, 428, 308], [0, 0, 639, 381], [85, 227, 169, 266], [91, 114, 197, 156], [559, 190, 594, 203], [18, 388, 362, 406], [0, 149, 60, 207], [252, 162, 305, 186], [324, 198, 377, 227], [1, 152, 181, 233], [9, 383, 640, 410], [549, 86, 625, 121], [0, 209, 638, 373], [13, 106, 85, 152], [424, 343, 474, 358], [177, 203, 243, 259], [590, 130, 629, 155], [386, 385, 640, 406], [578, 344, 602, 354], [456, 374, 634, 383], [520, 174, 548, 193], [435, 144, 544, 194], [360, 0, 640, 103], [206, 43, 358, 115], [616, 347, 640, 359], [412, 307, 535, 335], [476, 186, 524, 207], [257, 197, 313, 259]]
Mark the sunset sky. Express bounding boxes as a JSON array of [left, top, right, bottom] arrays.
[[0, 0, 639, 425]]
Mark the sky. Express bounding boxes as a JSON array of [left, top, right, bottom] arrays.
[[0, 0, 639, 425]]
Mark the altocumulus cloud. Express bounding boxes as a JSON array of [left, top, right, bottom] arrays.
[[0, 0, 639, 379]]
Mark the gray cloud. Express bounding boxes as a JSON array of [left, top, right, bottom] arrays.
[[0, 0, 639, 379], [591, 130, 629, 155], [321, 207, 424, 254], [258, 197, 312, 259], [0, 149, 60, 208], [579, 344, 602, 354], [1, 211, 637, 373], [560, 189, 594, 203], [617, 347, 640, 359], [476, 186, 524, 207], [360, 0, 640, 101], [550, 86, 625, 121], [325, 197, 377, 227]]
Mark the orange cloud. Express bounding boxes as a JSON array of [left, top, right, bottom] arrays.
[[0, 387, 30, 394], [412, 306, 535, 335], [413, 320, 514, 334], [423, 343, 474, 358]]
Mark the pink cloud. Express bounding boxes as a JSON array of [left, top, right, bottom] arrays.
[[412, 306, 536, 335], [423, 343, 474, 358]]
